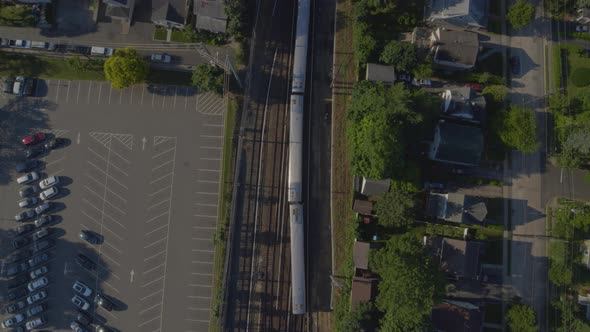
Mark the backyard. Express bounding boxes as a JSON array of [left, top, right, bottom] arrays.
[[0, 3, 36, 27]]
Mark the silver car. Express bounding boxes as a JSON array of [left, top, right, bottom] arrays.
[[30, 266, 48, 279], [39, 187, 58, 200], [26, 290, 47, 305], [18, 197, 38, 208], [17, 172, 39, 185], [1, 313, 24, 328], [39, 176, 59, 189], [71, 295, 90, 310], [27, 277, 48, 292]]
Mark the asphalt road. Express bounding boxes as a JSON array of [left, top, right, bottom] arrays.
[[0, 78, 226, 331]]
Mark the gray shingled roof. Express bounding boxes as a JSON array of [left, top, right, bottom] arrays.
[[427, 192, 487, 224], [152, 0, 186, 25], [361, 177, 391, 196], [433, 121, 483, 165], [442, 87, 486, 123], [194, 0, 227, 33], [365, 63, 396, 84], [433, 29, 479, 67], [353, 241, 371, 270]]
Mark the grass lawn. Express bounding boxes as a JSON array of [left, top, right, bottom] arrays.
[[153, 27, 167, 41], [0, 52, 105, 80], [0, 5, 36, 27], [561, 44, 590, 97], [484, 302, 503, 324]]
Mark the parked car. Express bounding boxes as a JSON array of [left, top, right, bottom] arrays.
[[3, 77, 14, 93], [39, 176, 59, 189], [6, 251, 31, 265], [25, 145, 46, 159], [34, 215, 54, 228], [397, 73, 412, 82], [71, 295, 90, 311], [34, 202, 54, 215], [27, 277, 48, 292], [94, 294, 113, 311], [18, 197, 38, 209], [30, 239, 54, 254], [21, 133, 44, 146], [39, 187, 58, 201], [22, 78, 35, 96], [411, 78, 432, 87], [424, 181, 446, 190], [17, 172, 39, 185], [28, 253, 49, 268], [1, 314, 24, 328], [7, 275, 30, 289], [25, 303, 46, 318], [95, 326, 112, 332], [12, 40, 31, 48], [66, 45, 91, 55], [4, 301, 26, 314], [75, 310, 92, 326], [12, 237, 30, 249], [15, 210, 36, 222], [465, 82, 484, 91], [90, 46, 114, 56], [19, 185, 41, 198], [8, 288, 28, 301], [44, 137, 65, 150], [70, 320, 90, 332], [577, 25, 589, 32], [76, 254, 96, 271], [73, 281, 93, 297], [32, 228, 49, 241], [26, 291, 47, 305], [13, 76, 25, 96], [24, 315, 46, 330], [2, 263, 28, 277], [13, 224, 35, 237], [150, 53, 172, 63], [510, 56, 521, 75], [15, 160, 40, 173], [29, 266, 48, 279], [79, 230, 102, 245]]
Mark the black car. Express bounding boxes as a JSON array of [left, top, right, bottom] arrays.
[[44, 137, 65, 150], [30, 239, 54, 254], [7, 275, 29, 289], [5, 251, 31, 265], [4, 301, 26, 314], [28, 253, 49, 268], [75, 310, 92, 326], [25, 146, 46, 159], [76, 254, 96, 271], [19, 185, 41, 198], [15, 210, 36, 222], [7, 287, 28, 301], [34, 202, 54, 215], [15, 160, 39, 173], [79, 230, 103, 245], [94, 294, 113, 311], [3, 77, 14, 93], [12, 237, 30, 249], [13, 224, 35, 237], [25, 303, 46, 318], [34, 215, 54, 228], [22, 78, 35, 97], [2, 263, 28, 278]]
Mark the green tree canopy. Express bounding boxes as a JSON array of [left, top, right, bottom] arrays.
[[497, 105, 539, 153], [370, 233, 446, 331], [353, 22, 376, 64], [374, 186, 415, 229], [507, 0, 535, 30], [412, 62, 433, 79], [346, 81, 422, 178], [548, 241, 573, 286], [379, 41, 417, 73], [336, 302, 377, 332], [104, 48, 149, 89], [548, 93, 571, 114], [507, 303, 539, 332], [191, 64, 224, 95], [482, 85, 509, 104]]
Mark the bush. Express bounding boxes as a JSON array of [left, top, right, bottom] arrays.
[[192, 64, 224, 95], [570, 67, 590, 87], [496, 105, 539, 153], [506, 0, 535, 30], [104, 49, 149, 89], [379, 41, 417, 73]]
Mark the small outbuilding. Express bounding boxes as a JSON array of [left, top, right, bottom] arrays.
[[360, 177, 391, 197], [365, 63, 396, 85]]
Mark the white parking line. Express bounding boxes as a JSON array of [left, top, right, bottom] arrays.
[[87, 81, 92, 103], [139, 302, 162, 314], [81, 210, 124, 240], [144, 237, 166, 249], [55, 79, 61, 101], [76, 81, 81, 104], [146, 211, 168, 223], [142, 263, 164, 275], [141, 275, 164, 287], [119, 88, 123, 104], [88, 146, 108, 162], [145, 224, 167, 236], [152, 147, 176, 159], [149, 185, 171, 197], [84, 176, 128, 203], [108, 148, 132, 164], [100, 251, 121, 266], [144, 250, 166, 262], [87, 160, 129, 190], [148, 200, 170, 211], [130, 86, 134, 104], [80, 209, 102, 227], [149, 173, 173, 185], [84, 186, 126, 215], [103, 241, 122, 254], [103, 212, 128, 230], [108, 85, 113, 104], [151, 160, 173, 172], [45, 156, 65, 167], [97, 83, 103, 104], [66, 81, 71, 102], [138, 314, 161, 327], [140, 290, 163, 302], [106, 160, 129, 177]]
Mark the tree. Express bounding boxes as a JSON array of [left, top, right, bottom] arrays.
[[225, 0, 247, 41], [482, 85, 509, 104], [346, 81, 422, 178], [497, 105, 539, 153], [192, 64, 224, 95], [412, 62, 433, 79], [374, 186, 415, 229], [507, 303, 539, 332], [336, 302, 376, 332], [548, 241, 573, 286], [104, 48, 149, 89], [379, 41, 417, 73], [507, 0, 535, 30], [370, 233, 446, 331], [353, 22, 376, 64], [549, 93, 571, 114]]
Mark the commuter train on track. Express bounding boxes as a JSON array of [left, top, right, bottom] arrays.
[[288, 0, 310, 316]]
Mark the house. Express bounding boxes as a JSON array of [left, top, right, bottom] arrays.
[[152, 0, 187, 29], [365, 63, 396, 85], [428, 120, 483, 166], [441, 87, 486, 124], [353, 200, 374, 217], [577, 8, 590, 24], [431, 300, 483, 332], [194, 0, 228, 33], [424, 235, 483, 280], [425, 0, 487, 31], [353, 240, 372, 270], [426, 192, 488, 224], [104, 0, 135, 25], [430, 28, 480, 71], [350, 269, 378, 309], [360, 177, 390, 197]]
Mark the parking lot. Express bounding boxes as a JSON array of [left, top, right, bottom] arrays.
[[0, 78, 226, 331]]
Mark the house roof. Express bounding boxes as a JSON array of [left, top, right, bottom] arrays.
[[152, 0, 186, 25], [441, 87, 486, 123], [365, 63, 396, 84], [427, 192, 487, 223], [194, 0, 228, 33], [361, 178, 391, 196], [353, 200, 374, 216], [425, 236, 483, 279], [353, 240, 371, 270], [433, 29, 479, 68], [432, 121, 483, 165], [427, 0, 487, 28], [431, 300, 483, 332], [350, 270, 378, 308]]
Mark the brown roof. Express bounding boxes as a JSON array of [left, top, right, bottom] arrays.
[[353, 241, 371, 270], [431, 301, 482, 332], [353, 199, 373, 215], [425, 236, 482, 280], [350, 271, 378, 309]]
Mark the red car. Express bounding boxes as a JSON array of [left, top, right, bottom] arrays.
[[21, 132, 45, 146], [465, 83, 484, 91]]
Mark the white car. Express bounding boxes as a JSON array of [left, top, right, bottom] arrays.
[[27, 277, 48, 291], [17, 172, 39, 185], [577, 25, 589, 32], [1, 314, 24, 328], [151, 53, 172, 63], [26, 290, 47, 305], [39, 186, 58, 200], [13, 40, 31, 48], [19, 197, 38, 208], [71, 295, 90, 310], [72, 280, 93, 297], [90, 46, 114, 56], [39, 176, 59, 189], [30, 266, 48, 279], [25, 315, 46, 330]]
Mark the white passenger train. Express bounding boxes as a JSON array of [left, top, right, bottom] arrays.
[[288, 0, 310, 316]]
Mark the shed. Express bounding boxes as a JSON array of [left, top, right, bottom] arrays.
[[365, 63, 396, 85], [350, 270, 378, 309], [353, 200, 374, 216], [194, 0, 228, 33], [361, 177, 390, 197], [353, 240, 371, 270]]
